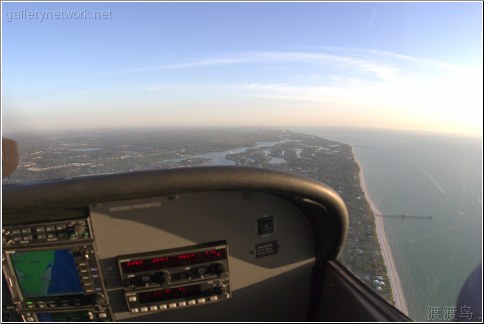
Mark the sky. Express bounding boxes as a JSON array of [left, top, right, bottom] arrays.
[[2, 1, 483, 136]]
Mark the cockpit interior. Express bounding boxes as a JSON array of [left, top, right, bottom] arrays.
[[2, 165, 410, 322]]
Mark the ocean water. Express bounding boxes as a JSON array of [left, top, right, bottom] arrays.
[[295, 127, 482, 321]]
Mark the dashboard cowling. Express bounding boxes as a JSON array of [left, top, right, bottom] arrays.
[[2, 167, 349, 321]]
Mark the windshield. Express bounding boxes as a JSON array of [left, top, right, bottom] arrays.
[[2, 1, 482, 321]]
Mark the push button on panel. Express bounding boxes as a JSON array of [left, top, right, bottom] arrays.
[[257, 216, 274, 235], [55, 224, 66, 231]]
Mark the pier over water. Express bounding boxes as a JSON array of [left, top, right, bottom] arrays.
[[376, 214, 432, 220]]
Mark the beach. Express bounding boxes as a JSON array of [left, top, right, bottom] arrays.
[[355, 153, 409, 315]]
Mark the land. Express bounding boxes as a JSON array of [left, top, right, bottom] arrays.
[[6, 128, 397, 304]]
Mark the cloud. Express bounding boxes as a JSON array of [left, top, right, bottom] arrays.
[[368, 10, 377, 29], [130, 57, 249, 72], [320, 46, 471, 73], [241, 83, 348, 103], [120, 48, 481, 134], [10, 47, 477, 135], [228, 54, 482, 135], [127, 48, 471, 84], [126, 50, 399, 81]]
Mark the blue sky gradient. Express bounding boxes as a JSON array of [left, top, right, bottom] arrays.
[[2, 1, 483, 135]]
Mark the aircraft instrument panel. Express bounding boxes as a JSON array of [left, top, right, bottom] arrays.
[[2, 167, 349, 321]]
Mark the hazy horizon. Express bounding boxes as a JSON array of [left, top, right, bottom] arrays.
[[3, 125, 483, 143]]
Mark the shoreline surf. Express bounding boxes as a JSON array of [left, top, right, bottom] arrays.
[[354, 150, 409, 315]]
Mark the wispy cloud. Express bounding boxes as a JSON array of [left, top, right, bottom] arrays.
[[127, 48, 473, 83], [319, 46, 472, 73], [114, 48, 481, 135], [240, 83, 349, 103], [368, 10, 377, 30], [126, 50, 399, 81], [131, 57, 249, 72]]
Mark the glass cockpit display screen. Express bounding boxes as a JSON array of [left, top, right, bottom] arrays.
[[10, 249, 83, 298]]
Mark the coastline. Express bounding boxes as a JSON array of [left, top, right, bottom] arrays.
[[354, 152, 409, 315]]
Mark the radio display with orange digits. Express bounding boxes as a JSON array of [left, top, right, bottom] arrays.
[[120, 248, 226, 274]]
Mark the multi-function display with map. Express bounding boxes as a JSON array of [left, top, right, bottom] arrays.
[[2, 218, 113, 322], [10, 249, 83, 298]]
